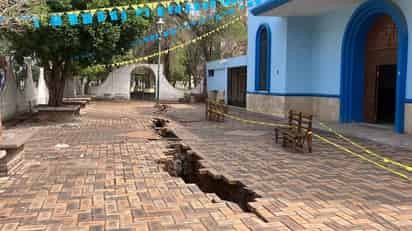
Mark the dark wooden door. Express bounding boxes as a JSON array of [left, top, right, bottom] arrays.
[[363, 15, 398, 123], [363, 64, 379, 123], [228, 66, 247, 108], [377, 64, 397, 123]]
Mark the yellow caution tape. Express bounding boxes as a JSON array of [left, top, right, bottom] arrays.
[[52, 1, 174, 16], [319, 122, 412, 172], [100, 16, 241, 69], [209, 108, 410, 180], [314, 133, 409, 180], [217, 111, 289, 127]]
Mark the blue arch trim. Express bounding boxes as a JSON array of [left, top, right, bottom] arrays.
[[255, 23, 271, 91], [251, 0, 290, 16], [340, 0, 408, 133]]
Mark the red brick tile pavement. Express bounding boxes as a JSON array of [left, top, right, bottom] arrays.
[[164, 103, 412, 231], [0, 102, 282, 231]]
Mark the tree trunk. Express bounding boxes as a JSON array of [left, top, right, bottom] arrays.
[[84, 79, 92, 95], [163, 42, 171, 82], [45, 62, 68, 107], [201, 41, 211, 99], [188, 74, 192, 89]]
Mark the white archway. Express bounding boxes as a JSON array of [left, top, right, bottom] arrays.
[[89, 63, 202, 101]]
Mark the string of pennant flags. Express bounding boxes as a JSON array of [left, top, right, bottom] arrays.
[[129, 7, 236, 46], [0, 0, 260, 29], [73, 6, 237, 61], [96, 15, 241, 69]]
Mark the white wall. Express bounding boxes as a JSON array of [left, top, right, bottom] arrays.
[[207, 56, 247, 102], [90, 63, 200, 101], [0, 59, 49, 121]]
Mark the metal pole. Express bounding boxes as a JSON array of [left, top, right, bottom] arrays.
[[156, 34, 161, 105]]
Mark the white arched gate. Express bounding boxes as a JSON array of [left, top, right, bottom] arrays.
[[90, 64, 201, 101]]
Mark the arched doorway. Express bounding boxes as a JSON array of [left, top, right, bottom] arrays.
[[130, 67, 156, 100], [364, 15, 398, 124], [340, 0, 408, 133]]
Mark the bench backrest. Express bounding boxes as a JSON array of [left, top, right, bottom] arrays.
[[288, 110, 312, 134]]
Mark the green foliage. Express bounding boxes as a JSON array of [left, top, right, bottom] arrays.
[[166, 5, 247, 89], [0, 0, 150, 105], [169, 49, 187, 85], [3, 1, 149, 67], [78, 64, 108, 81]]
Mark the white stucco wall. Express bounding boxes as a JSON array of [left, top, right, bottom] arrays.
[[0, 58, 49, 121], [207, 56, 247, 103], [36, 68, 49, 105], [90, 64, 201, 101]]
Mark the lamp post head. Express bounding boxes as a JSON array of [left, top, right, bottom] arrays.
[[156, 18, 165, 34]]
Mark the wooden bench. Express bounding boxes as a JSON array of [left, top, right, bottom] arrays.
[[275, 110, 313, 153], [206, 100, 227, 122]]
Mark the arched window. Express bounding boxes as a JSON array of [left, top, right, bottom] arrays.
[[255, 24, 271, 91]]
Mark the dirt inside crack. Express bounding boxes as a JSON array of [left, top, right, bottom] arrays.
[[153, 118, 266, 221]]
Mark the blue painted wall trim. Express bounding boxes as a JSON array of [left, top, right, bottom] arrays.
[[255, 23, 271, 91], [251, 0, 290, 16], [405, 99, 412, 104], [247, 91, 340, 98], [340, 0, 408, 133]]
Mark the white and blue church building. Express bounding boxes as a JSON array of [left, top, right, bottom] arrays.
[[208, 0, 412, 134]]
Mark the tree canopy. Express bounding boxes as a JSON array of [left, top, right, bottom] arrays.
[[0, 0, 150, 105]]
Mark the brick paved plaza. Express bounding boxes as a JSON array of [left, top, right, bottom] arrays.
[[0, 101, 411, 231], [164, 104, 412, 231], [0, 102, 277, 231]]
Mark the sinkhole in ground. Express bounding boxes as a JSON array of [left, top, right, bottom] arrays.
[[152, 118, 265, 218], [152, 118, 180, 140], [161, 142, 262, 213]]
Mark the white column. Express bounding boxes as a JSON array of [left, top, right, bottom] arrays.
[[37, 67, 49, 105], [24, 57, 36, 111]]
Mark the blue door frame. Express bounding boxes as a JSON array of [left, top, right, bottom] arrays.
[[255, 24, 272, 91], [340, 0, 408, 133]]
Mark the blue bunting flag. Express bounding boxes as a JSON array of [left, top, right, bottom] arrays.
[[168, 5, 175, 15], [121, 10, 127, 23], [97, 11, 106, 23], [175, 4, 182, 14], [145, 7, 151, 17], [82, 13, 93, 25], [202, 2, 209, 11], [193, 2, 200, 11], [135, 8, 143, 16], [32, 16, 40, 29], [68, 14, 79, 25], [157, 6, 164, 17], [50, 15, 62, 27], [185, 3, 191, 14], [210, 0, 217, 9], [110, 10, 119, 21]]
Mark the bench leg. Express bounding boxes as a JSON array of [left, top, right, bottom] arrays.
[[275, 129, 279, 144], [292, 138, 297, 152], [307, 135, 313, 153]]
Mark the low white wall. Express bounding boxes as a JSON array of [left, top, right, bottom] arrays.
[[0, 58, 49, 121], [90, 64, 200, 101], [36, 68, 49, 105]]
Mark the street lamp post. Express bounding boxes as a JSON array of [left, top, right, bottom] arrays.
[[156, 17, 164, 105]]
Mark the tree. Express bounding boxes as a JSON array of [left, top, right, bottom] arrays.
[[172, 4, 247, 96], [1, 0, 149, 106]]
